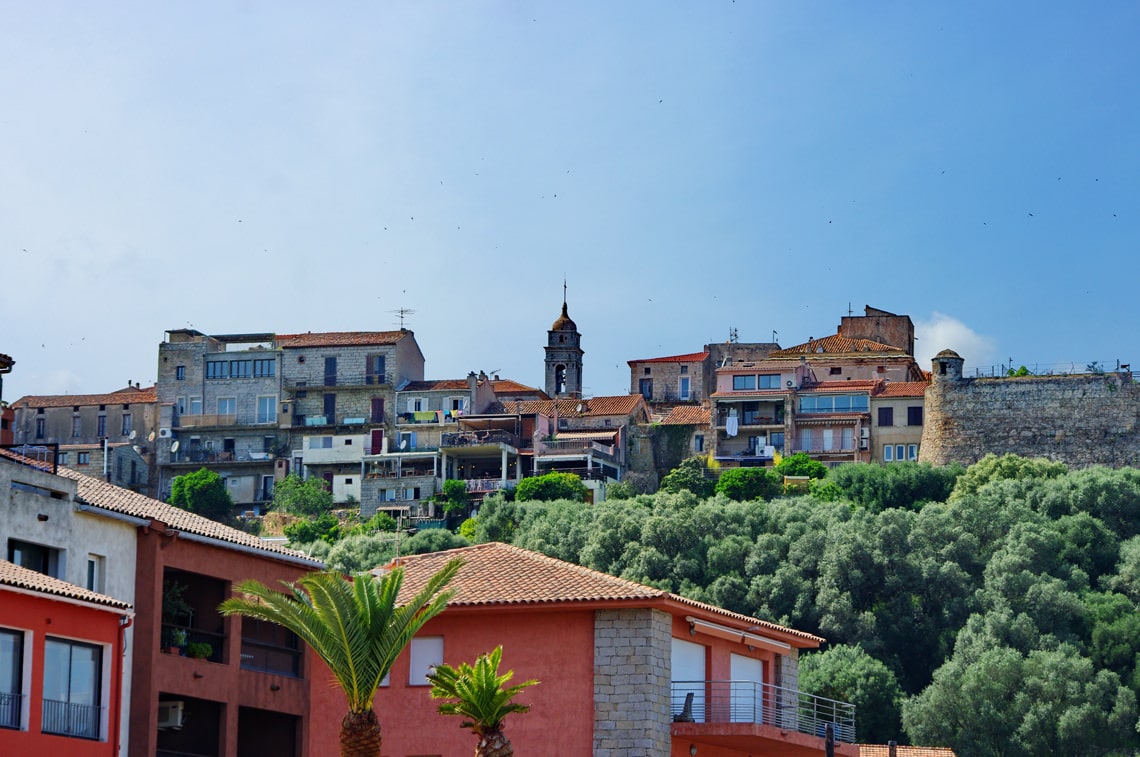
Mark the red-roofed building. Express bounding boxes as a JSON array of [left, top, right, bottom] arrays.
[[710, 307, 926, 468], [373, 543, 857, 757], [0, 559, 132, 756], [870, 381, 930, 463]]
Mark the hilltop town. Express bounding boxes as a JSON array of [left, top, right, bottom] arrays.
[[3, 302, 1139, 757]]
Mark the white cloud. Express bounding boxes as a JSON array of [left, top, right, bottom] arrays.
[[914, 312, 996, 372]]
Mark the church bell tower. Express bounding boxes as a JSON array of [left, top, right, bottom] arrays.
[[544, 285, 584, 398]]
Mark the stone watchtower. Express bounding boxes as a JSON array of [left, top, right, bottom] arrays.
[[920, 348, 966, 465], [545, 294, 584, 398], [932, 349, 965, 383]]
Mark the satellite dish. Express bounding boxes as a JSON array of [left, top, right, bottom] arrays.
[[129, 429, 137, 440], [399, 439, 408, 450], [786, 380, 793, 387], [148, 431, 156, 442], [171, 440, 180, 453], [133, 445, 143, 454], [576, 402, 584, 413]]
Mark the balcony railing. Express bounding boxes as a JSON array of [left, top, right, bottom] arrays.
[[671, 680, 855, 743], [465, 479, 516, 493], [162, 623, 226, 663], [284, 371, 393, 390], [177, 413, 239, 428], [168, 450, 272, 464], [240, 638, 301, 678], [0, 691, 22, 729], [536, 439, 618, 461], [42, 698, 102, 740], [441, 430, 519, 448]]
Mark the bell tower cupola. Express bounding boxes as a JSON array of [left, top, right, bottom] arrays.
[[545, 283, 584, 398]]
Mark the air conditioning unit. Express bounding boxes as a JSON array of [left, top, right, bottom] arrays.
[[157, 700, 184, 730], [859, 440, 869, 450], [860, 427, 870, 439], [158, 428, 172, 438]]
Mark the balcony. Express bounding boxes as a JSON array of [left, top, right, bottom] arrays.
[[716, 411, 784, 428], [464, 478, 516, 493], [398, 411, 462, 425], [240, 619, 302, 678], [177, 413, 239, 429], [41, 698, 102, 740], [671, 680, 855, 744], [0, 691, 22, 729], [284, 371, 392, 390], [536, 439, 619, 462], [168, 450, 274, 465], [441, 430, 519, 449]]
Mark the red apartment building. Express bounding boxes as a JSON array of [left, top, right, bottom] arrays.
[[0, 559, 133, 756], [375, 543, 857, 757]]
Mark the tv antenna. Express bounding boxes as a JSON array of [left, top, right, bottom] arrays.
[[728, 327, 739, 344], [391, 307, 416, 329]]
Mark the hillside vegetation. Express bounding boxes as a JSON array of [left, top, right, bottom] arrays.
[[468, 455, 1140, 753]]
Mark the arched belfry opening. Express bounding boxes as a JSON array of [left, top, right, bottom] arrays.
[[545, 284, 584, 398]]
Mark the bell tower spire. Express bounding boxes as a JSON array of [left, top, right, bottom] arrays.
[[545, 284, 584, 398]]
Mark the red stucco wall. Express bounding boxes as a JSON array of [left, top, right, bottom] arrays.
[[0, 589, 126, 757], [372, 606, 597, 756]]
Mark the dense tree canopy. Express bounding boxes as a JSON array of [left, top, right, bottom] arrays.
[[272, 473, 333, 516], [169, 467, 233, 521], [514, 472, 588, 502], [459, 456, 1140, 750]]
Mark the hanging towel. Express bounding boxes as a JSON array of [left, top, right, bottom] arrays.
[[726, 416, 739, 437]]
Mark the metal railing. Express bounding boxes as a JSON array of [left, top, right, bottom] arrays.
[[0, 443, 58, 473], [465, 478, 514, 493], [240, 638, 301, 678], [0, 691, 22, 729], [162, 624, 226, 663], [441, 430, 519, 448], [284, 371, 393, 389], [42, 698, 102, 740], [671, 680, 855, 743]]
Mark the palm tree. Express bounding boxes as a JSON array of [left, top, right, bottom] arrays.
[[427, 645, 539, 757], [219, 560, 461, 757]]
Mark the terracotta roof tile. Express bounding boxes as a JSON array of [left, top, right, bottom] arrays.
[[491, 380, 549, 399], [382, 543, 823, 644], [660, 406, 711, 425], [771, 335, 907, 357], [276, 331, 409, 349], [874, 381, 930, 397], [13, 385, 157, 409], [800, 380, 880, 393], [54, 468, 322, 567], [497, 395, 647, 418], [0, 559, 133, 612], [401, 380, 470, 392], [628, 352, 710, 366], [860, 747, 956, 757]]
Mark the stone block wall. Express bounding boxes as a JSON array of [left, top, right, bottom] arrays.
[[921, 372, 1140, 468], [593, 608, 672, 756]]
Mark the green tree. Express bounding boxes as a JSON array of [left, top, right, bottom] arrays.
[[715, 467, 781, 501], [658, 456, 715, 498], [948, 453, 1067, 502], [284, 512, 342, 545], [774, 452, 828, 480], [823, 462, 962, 512], [799, 644, 903, 744], [427, 645, 539, 757], [514, 472, 588, 502], [437, 479, 472, 516], [169, 467, 233, 521], [272, 473, 333, 516], [219, 561, 461, 757]]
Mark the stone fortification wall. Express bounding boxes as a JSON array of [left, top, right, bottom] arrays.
[[921, 368, 1140, 468]]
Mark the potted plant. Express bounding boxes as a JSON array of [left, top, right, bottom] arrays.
[[168, 627, 188, 655], [186, 642, 213, 660]]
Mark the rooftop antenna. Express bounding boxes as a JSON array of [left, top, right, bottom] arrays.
[[563, 277, 567, 306], [847, 302, 854, 316], [728, 327, 739, 344], [391, 307, 416, 330], [772, 329, 778, 344]]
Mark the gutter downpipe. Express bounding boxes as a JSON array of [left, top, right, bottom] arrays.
[[115, 613, 133, 757]]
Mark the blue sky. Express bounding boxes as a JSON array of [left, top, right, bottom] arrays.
[[2, 2, 1138, 401]]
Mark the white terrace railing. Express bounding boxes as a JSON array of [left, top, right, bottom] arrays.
[[670, 680, 855, 744]]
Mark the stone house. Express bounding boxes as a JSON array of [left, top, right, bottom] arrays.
[[374, 542, 856, 757], [629, 352, 711, 404], [870, 381, 929, 463]]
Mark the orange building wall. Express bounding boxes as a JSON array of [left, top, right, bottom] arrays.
[[0, 590, 127, 757], [372, 606, 597, 756], [129, 529, 338, 757]]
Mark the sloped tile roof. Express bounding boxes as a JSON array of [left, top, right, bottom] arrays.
[[0, 559, 132, 611], [770, 335, 907, 357], [55, 468, 322, 567], [382, 542, 824, 644], [497, 395, 647, 418], [800, 380, 880, 393], [874, 381, 931, 398], [860, 747, 956, 757], [275, 331, 409, 349], [660, 406, 711, 425], [13, 385, 157, 409], [401, 380, 470, 392], [491, 380, 549, 399], [628, 351, 710, 365]]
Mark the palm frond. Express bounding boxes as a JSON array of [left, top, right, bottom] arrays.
[[220, 559, 462, 713], [428, 646, 539, 733]]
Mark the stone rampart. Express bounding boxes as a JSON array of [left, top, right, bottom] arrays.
[[921, 370, 1140, 468]]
